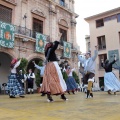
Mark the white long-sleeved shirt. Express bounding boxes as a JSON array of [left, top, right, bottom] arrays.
[[78, 50, 98, 74], [34, 64, 45, 77], [27, 72, 35, 79], [11, 60, 21, 73], [68, 68, 75, 77]]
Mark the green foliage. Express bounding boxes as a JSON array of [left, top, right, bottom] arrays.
[[62, 71, 68, 81], [35, 61, 43, 87], [17, 58, 28, 73], [72, 71, 79, 84]]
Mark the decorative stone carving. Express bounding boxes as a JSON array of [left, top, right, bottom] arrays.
[[22, 0, 28, 4], [31, 8, 46, 18], [3, 0, 17, 5], [59, 19, 68, 27]]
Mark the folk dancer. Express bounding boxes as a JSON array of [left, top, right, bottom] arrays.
[[65, 66, 78, 94], [78, 46, 98, 98], [26, 69, 35, 94], [7, 59, 25, 98], [101, 55, 120, 95], [41, 40, 68, 102], [33, 61, 46, 96]]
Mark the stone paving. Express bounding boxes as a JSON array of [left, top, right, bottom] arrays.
[[0, 92, 120, 120]]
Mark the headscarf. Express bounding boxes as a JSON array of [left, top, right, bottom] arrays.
[[45, 42, 53, 51], [105, 59, 109, 65], [45, 42, 53, 57], [10, 58, 18, 68]]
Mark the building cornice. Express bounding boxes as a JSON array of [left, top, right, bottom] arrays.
[[2, 0, 17, 5], [85, 7, 120, 21], [31, 8, 46, 18]]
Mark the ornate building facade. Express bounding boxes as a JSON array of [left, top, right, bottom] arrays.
[[0, 0, 79, 89]]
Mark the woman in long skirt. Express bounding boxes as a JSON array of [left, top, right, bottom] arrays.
[[41, 40, 68, 102], [65, 66, 78, 94], [7, 59, 25, 98], [101, 56, 120, 95]]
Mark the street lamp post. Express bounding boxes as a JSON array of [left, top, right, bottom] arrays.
[[23, 13, 27, 35]]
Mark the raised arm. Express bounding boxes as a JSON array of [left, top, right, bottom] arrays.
[[110, 55, 118, 65], [34, 64, 43, 71], [78, 55, 85, 64], [92, 46, 98, 61], [50, 41, 60, 53], [14, 59, 21, 68], [110, 60, 116, 65]]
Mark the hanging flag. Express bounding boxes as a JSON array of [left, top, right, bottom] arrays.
[[63, 41, 71, 58], [108, 49, 119, 68], [0, 21, 15, 48], [36, 33, 46, 53]]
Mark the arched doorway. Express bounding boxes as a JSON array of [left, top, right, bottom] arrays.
[[0, 52, 12, 89], [26, 58, 43, 90], [27, 58, 43, 72]]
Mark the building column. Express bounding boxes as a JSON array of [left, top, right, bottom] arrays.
[[49, 2, 57, 42]]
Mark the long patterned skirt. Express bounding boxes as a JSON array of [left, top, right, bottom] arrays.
[[41, 62, 67, 95], [66, 76, 78, 91], [7, 73, 24, 96], [104, 72, 120, 92]]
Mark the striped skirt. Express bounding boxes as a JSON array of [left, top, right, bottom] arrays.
[[7, 73, 24, 96], [41, 62, 67, 95]]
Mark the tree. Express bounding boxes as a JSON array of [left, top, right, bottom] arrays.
[[17, 58, 28, 73], [72, 71, 79, 84], [62, 71, 68, 81]]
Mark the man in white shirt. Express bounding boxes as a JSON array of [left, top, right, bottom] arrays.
[[26, 69, 35, 94]]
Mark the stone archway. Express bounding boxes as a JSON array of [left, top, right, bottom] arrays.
[[27, 58, 44, 73], [0, 52, 13, 89], [26, 57, 44, 90]]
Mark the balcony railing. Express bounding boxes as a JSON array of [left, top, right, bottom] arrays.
[[15, 25, 49, 41], [98, 45, 106, 50]]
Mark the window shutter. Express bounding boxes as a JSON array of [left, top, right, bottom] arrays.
[[0, 5, 12, 23]]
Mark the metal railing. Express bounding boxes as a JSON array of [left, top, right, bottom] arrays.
[[15, 25, 49, 41], [98, 45, 106, 50]]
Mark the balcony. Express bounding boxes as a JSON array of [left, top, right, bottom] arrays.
[[15, 25, 49, 41], [50, 0, 72, 13], [98, 45, 106, 50]]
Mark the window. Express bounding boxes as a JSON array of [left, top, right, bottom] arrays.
[[104, 15, 116, 22], [98, 54, 107, 69], [0, 4, 12, 23], [59, 28, 67, 42], [96, 19, 104, 28], [33, 18, 43, 37], [97, 36, 106, 50], [59, 0, 65, 7], [117, 13, 120, 22]]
